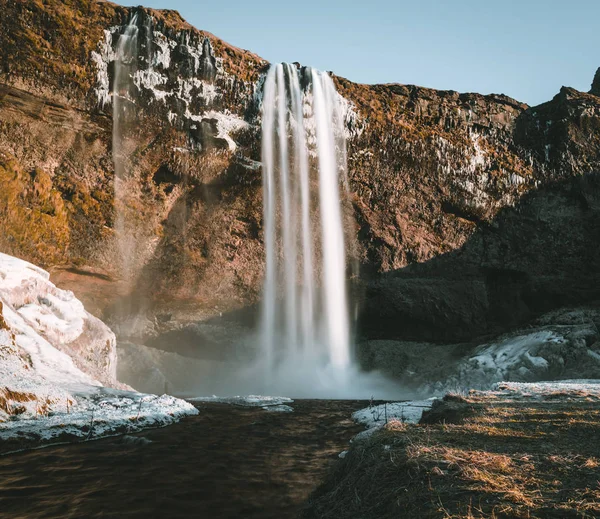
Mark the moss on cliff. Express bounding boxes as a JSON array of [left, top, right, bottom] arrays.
[[0, 155, 70, 265]]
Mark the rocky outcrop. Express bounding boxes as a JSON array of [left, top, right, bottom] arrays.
[[0, 0, 599, 364], [359, 169, 600, 343], [591, 67, 600, 96], [0, 252, 198, 450], [0, 252, 119, 387]]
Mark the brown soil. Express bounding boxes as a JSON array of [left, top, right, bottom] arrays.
[[0, 399, 369, 519]]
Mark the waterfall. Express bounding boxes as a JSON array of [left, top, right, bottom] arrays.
[[112, 14, 139, 284], [261, 63, 352, 391]]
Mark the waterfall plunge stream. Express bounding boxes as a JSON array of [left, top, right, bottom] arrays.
[[260, 63, 355, 394]]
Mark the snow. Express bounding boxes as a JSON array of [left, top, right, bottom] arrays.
[[489, 379, 600, 399], [0, 388, 197, 447], [0, 253, 197, 447], [352, 425, 383, 443], [186, 109, 249, 151], [189, 395, 293, 407], [353, 399, 435, 428], [351, 380, 600, 446], [262, 404, 294, 413], [0, 253, 101, 388], [467, 330, 560, 383]]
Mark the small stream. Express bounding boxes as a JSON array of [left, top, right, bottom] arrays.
[[0, 400, 372, 518]]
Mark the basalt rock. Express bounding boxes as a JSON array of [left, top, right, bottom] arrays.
[[0, 0, 599, 355], [591, 67, 600, 96]]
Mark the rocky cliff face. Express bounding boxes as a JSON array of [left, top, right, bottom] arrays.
[[0, 0, 599, 367]]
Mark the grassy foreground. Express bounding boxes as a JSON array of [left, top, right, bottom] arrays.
[[301, 385, 600, 518]]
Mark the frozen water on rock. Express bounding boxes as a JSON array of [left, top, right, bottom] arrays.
[[90, 14, 248, 150]]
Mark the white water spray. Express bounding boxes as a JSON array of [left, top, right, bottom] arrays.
[[260, 63, 352, 392]]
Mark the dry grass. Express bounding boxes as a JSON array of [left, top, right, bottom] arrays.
[[0, 387, 37, 416], [302, 393, 600, 519]]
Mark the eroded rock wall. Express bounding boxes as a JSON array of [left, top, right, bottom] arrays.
[[0, 0, 599, 353]]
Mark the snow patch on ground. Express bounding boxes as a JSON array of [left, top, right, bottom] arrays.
[[0, 388, 197, 446], [488, 379, 600, 399], [350, 379, 600, 449], [189, 395, 294, 407], [262, 404, 294, 413], [0, 252, 110, 388], [468, 330, 558, 381], [353, 400, 435, 429]]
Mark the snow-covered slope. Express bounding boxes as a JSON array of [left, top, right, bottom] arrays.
[[0, 253, 197, 449], [0, 253, 117, 387]]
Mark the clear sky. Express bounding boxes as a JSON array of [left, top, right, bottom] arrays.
[[121, 0, 599, 106]]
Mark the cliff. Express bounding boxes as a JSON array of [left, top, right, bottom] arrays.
[[0, 0, 599, 360]]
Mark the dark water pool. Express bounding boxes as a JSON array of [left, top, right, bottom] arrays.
[[0, 400, 371, 518]]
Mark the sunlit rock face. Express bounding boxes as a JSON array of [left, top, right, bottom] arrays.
[[0, 0, 599, 364]]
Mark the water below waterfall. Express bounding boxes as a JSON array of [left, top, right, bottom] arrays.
[[259, 63, 354, 394]]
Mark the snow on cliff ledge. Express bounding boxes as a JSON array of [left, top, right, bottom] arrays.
[[0, 253, 197, 449]]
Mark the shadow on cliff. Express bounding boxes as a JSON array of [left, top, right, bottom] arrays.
[[358, 169, 600, 344]]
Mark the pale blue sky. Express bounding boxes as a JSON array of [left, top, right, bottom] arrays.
[[122, 0, 599, 106]]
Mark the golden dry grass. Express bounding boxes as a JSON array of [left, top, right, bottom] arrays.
[[0, 387, 37, 416], [302, 392, 600, 519]]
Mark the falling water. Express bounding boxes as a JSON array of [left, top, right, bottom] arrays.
[[261, 63, 352, 391], [112, 14, 139, 283]]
